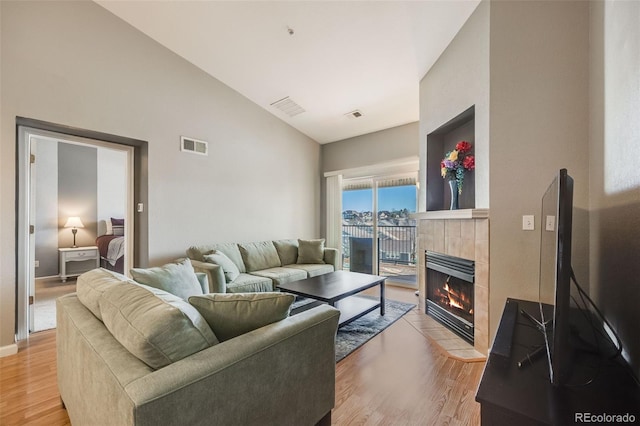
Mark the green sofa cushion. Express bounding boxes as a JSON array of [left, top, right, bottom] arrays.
[[273, 239, 299, 266], [250, 267, 307, 286], [226, 274, 274, 293], [76, 268, 130, 320], [203, 251, 240, 282], [130, 258, 203, 300], [99, 281, 218, 370], [284, 264, 334, 278], [297, 239, 326, 264], [239, 241, 281, 272], [188, 292, 295, 342]]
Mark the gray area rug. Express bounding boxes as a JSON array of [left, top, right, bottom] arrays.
[[291, 296, 416, 362]]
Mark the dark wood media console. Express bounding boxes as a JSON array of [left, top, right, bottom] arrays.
[[476, 298, 640, 425]]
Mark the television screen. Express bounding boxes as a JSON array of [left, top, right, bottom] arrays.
[[539, 168, 574, 386]]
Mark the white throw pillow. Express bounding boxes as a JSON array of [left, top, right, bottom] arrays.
[[130, 258, 203, 300], [203, 251, 241, 282]]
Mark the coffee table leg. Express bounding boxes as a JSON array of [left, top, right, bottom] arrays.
[[380, 279, 385, 316]]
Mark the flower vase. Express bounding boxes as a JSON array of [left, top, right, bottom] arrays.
[[448, 180, 459, 210]]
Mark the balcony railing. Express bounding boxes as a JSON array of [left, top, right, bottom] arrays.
[[342, 224, 417, 285]]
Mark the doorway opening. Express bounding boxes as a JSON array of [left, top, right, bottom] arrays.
[[16, 117, 148, 339]]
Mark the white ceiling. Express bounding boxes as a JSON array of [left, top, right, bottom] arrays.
[[95, 1, 480, 144]]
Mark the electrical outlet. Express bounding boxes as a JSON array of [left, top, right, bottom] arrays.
[[522, 215, 535, 231], [34, 260, 40, 268]]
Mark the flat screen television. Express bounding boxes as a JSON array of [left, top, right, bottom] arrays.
[[538, 168, 574, 386]]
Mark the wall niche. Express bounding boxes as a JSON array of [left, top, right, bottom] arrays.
[[426, 106, 476, 211]]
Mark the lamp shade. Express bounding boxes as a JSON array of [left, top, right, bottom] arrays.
[[64, 216, 84, 229]]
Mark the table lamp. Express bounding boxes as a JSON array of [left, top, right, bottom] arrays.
[[64, 216, 84, 248]]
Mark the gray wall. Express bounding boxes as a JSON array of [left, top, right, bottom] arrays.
[[58, 143, 98, 250], [589, 0, 640, 376], [320, 122, 419, 238], [420, 0, 591, 347], [1, 1, 321, 349], [321, 122, 418, 173], [419, 2, 490, 212], [488, 0, 590, 342], [419, 0, 640, 375]]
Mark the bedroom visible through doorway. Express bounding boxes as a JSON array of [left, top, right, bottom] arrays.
[[33, 136, 130, 332], [17, 124, 137, 337]]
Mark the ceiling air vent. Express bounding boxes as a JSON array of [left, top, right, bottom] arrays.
[[180, 136, 208, 156], [270, 96, 306, 117], [345, 110, 363, 119]]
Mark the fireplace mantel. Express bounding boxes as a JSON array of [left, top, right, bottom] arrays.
[[411, 208, 489, 220]]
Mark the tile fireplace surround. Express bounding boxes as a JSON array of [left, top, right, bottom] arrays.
[[413, 209, 489, 355]]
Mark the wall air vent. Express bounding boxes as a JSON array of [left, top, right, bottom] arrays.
[[345, 110, 363, 119], [270, 96, 306, 117], [180, 136, 208, 156]]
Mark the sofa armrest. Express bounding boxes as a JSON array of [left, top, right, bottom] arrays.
[[323, 247, 339, 270], [190, 260, 226, 293], [194, 273, 209, 294], [125, 305, 340, 426]]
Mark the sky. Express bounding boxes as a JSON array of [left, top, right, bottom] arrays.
[[343, 186, 416, 213]]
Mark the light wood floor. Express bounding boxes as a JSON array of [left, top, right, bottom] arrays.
[[0, 287, 485, 426]]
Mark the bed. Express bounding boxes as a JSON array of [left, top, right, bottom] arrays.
[[96, 218, 125, 274]]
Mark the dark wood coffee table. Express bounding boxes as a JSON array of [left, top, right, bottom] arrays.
[[278, 270, 386, 327]]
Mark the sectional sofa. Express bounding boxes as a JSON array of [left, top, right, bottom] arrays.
[[187, 239, 338, 293], [57, 267, 340, 425]]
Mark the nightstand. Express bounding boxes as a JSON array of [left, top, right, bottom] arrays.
[[59, 246, 100, 282]]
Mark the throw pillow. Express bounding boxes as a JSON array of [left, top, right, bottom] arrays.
[[188, 292, 295, 342], [273, 239, 299, 265], [238, 241, 282, 272], [130, 258, 203, 300], [297, 239, 326, 264], [203, 251, 241, 282], [111, 218, 124, 236], [99, 281, 218, 370]]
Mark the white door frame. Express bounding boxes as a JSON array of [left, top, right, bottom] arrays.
[[16, 126, 134, 339]]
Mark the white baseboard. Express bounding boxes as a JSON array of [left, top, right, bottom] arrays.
[[0, 343, 18, 358]]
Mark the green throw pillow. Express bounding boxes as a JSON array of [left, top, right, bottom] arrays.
[[238, 241, 282, 272], [188, 292, 295, 342], [130, 258, 203, 300], [273, 239, 299, 265], [297, 239, 326, 264], [204, 251, 241, 282]]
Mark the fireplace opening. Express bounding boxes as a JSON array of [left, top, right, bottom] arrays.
[[425, 251, 474, 343]]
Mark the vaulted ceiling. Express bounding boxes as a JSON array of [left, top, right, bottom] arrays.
[[96, 1, 480, 144]]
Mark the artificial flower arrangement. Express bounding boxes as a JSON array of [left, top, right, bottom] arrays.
[[441, 141, 475, 194]]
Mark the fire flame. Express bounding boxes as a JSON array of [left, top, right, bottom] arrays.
[[444, 283, 465, 310], [439, 279, 472, 314]]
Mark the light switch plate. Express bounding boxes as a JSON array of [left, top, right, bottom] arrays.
[[545, 215, 556, 231], [522, 215, 535, 231]]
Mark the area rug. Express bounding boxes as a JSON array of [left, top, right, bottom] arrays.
[[292, 296, 416, 362]]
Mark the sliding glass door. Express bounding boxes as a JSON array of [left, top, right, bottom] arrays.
[[376, 179, 417, 286], [342, 175, 417, 287]]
